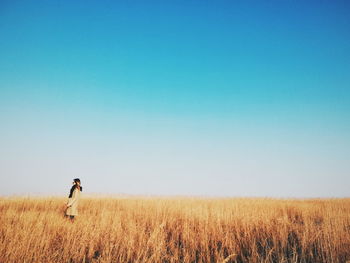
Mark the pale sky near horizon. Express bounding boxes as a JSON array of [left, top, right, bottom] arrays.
[[1, 0, 349, 197]]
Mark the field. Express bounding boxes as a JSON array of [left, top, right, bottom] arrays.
[[0, 197, 349, 263]]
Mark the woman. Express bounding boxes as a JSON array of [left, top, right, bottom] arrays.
[[66, 178, 83, 220]]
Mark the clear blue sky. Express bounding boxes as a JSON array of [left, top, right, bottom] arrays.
[[0, 0, 349, 197]]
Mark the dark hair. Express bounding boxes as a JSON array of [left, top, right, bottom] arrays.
[[74, 178, 81, 184], [69, 178, 83, 198]]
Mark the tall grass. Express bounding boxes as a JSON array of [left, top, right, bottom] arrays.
[[0, 197, 349, 263]]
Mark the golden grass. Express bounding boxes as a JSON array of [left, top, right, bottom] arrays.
[[0, 197, 349, 263]]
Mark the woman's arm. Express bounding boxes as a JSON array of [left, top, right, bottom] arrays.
[[67, 189, 78, 207]]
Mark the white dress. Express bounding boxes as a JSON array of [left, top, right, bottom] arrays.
[[66, 188, 81, 216]]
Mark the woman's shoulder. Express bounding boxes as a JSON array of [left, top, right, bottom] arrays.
[[74, 187, 82, 193]]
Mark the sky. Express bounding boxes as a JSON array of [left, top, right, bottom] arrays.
[[0, 0, 349, 197]]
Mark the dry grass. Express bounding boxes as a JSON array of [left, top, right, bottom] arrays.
[[0, 196, 349, 263]]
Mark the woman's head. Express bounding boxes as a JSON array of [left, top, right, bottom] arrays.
[[73, 178, 81, 185], [73, 178, 81, 191]]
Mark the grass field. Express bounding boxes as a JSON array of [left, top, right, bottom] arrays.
[[0, 196, 349, 263]]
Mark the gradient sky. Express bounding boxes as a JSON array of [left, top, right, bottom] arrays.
[[0, 0, 349, 197]]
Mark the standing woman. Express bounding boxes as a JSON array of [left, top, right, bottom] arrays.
[[66, 178, 82, 220]]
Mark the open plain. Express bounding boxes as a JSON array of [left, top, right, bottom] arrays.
[[0, 197, 349, 263]]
